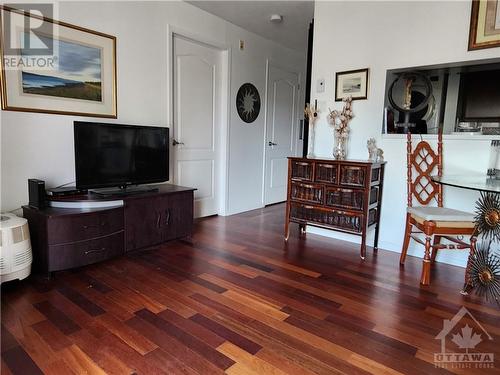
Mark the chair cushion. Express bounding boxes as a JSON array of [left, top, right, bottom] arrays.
[[408, 206, 475, 228]]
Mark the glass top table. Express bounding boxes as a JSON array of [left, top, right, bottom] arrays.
[[431, 175, 500, 193]]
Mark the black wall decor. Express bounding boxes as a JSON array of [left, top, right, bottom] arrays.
[[236, 83, 260, 123]]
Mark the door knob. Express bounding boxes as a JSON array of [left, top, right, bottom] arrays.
[[172, 139, 184, 146], [268, 141, 278, 146]]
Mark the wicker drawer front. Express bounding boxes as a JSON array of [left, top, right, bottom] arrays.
[[315, 163, 338, 184], [290, 204, 362, 233], [368, 208, 378, 226], [291, 182, 324, 204], [369, 186, 379, 205], [371, 167, 381, 184], [326, 188, 364, 211], [291, 161, 313, 181], [340, 165, 366, 187]]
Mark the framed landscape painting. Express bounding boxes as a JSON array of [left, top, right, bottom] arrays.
[[469, 0, 500, 50], [335, 68, 369, 101], [0, 6, 117, 117]]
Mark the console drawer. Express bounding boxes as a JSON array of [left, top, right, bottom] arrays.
[[339, 165, 367, 187], [290, 160, 313, 181], [315, 163, 338, 184], [290, 182, 324, 205], [371, 167, 382, 184], [325, 188, 364, 211], [368, 208, 378, 226], [48, 231, 124, 271], [290, 203, 363, 233], [47, 207, 124, 245], [369, 186, 380, 205]]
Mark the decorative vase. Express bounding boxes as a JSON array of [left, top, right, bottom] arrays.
[[333, 130, 348, 160], [307, 122, 315, 158]]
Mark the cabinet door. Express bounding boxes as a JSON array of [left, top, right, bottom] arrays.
[[125, 197, 163, 251], [161, 192, 194, 241], [125, 191, 194, 251]]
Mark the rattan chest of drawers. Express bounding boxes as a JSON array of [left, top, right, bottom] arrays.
[[284, 157, 386, 259]]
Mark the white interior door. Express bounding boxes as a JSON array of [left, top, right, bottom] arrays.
[[173, 35, 222, 217], [264, 64, 299, 205]]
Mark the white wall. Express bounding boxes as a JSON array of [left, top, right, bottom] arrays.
[[226, 25, 305, 214], [0, 1, 305, 215], [310, 1, 500, 267]]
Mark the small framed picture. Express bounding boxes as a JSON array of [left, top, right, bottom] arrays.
[[335, 68, 369, 101]]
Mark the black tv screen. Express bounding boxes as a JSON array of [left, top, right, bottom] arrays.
[[74, 122, 169, 189]]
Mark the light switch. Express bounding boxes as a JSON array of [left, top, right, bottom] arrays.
[[317, 78, 325, 93]]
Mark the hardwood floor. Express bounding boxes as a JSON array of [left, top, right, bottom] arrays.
[[2, 203, 499, 374]]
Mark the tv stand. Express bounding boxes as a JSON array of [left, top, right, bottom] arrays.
[[23, 184, 195, 275], [92, 185, 159, 196]]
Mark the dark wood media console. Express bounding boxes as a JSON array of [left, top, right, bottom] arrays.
[[284, 157, 385, 259], [23, 184, 195, 275]]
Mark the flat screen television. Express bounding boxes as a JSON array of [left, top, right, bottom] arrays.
[[74, 121, 169, 190]]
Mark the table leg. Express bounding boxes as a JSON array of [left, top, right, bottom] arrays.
[[360, 232, 366, 260], [373, 223, 380, 252]]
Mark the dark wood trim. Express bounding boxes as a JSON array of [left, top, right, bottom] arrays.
[[303, 19, 314, 157]]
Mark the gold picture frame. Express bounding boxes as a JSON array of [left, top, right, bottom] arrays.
[[468, 0, 500, 51], [0, 5, 117, 118], [335, 68, 369, 101]]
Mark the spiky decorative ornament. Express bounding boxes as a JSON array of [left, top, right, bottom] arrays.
[[469, 243, 500, 303], [474, 192, 500, 242]]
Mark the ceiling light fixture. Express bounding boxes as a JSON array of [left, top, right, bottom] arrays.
[[270, 14, 283, 23]]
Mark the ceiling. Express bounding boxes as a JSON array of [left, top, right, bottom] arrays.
[[186, 1, 314, 51]]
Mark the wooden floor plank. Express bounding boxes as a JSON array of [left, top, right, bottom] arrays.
[[189, 313, 262, 355], [96, 313, 158, 355], [59, 344, 107, 375], [217, 342, 288, 375], [126, 315, 224, 374], [135, 308, 234, 370], [31, 319, 73, 352], [2, 346, 44, 375], [33, 301, 81, 335]]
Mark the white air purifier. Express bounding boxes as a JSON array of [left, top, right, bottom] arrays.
[[0, 213, 32, 283]]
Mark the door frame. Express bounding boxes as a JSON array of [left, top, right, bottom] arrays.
[[261, 59, 303, 206], [167, 25, 231, 216]]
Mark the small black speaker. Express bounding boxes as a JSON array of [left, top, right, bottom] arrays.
[[28, 179, 46, 209]]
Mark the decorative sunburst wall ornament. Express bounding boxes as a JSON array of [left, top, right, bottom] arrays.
[[474, 192, 500, 241], [236, 83, 261, 123], [469, 242, 500, 303]]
